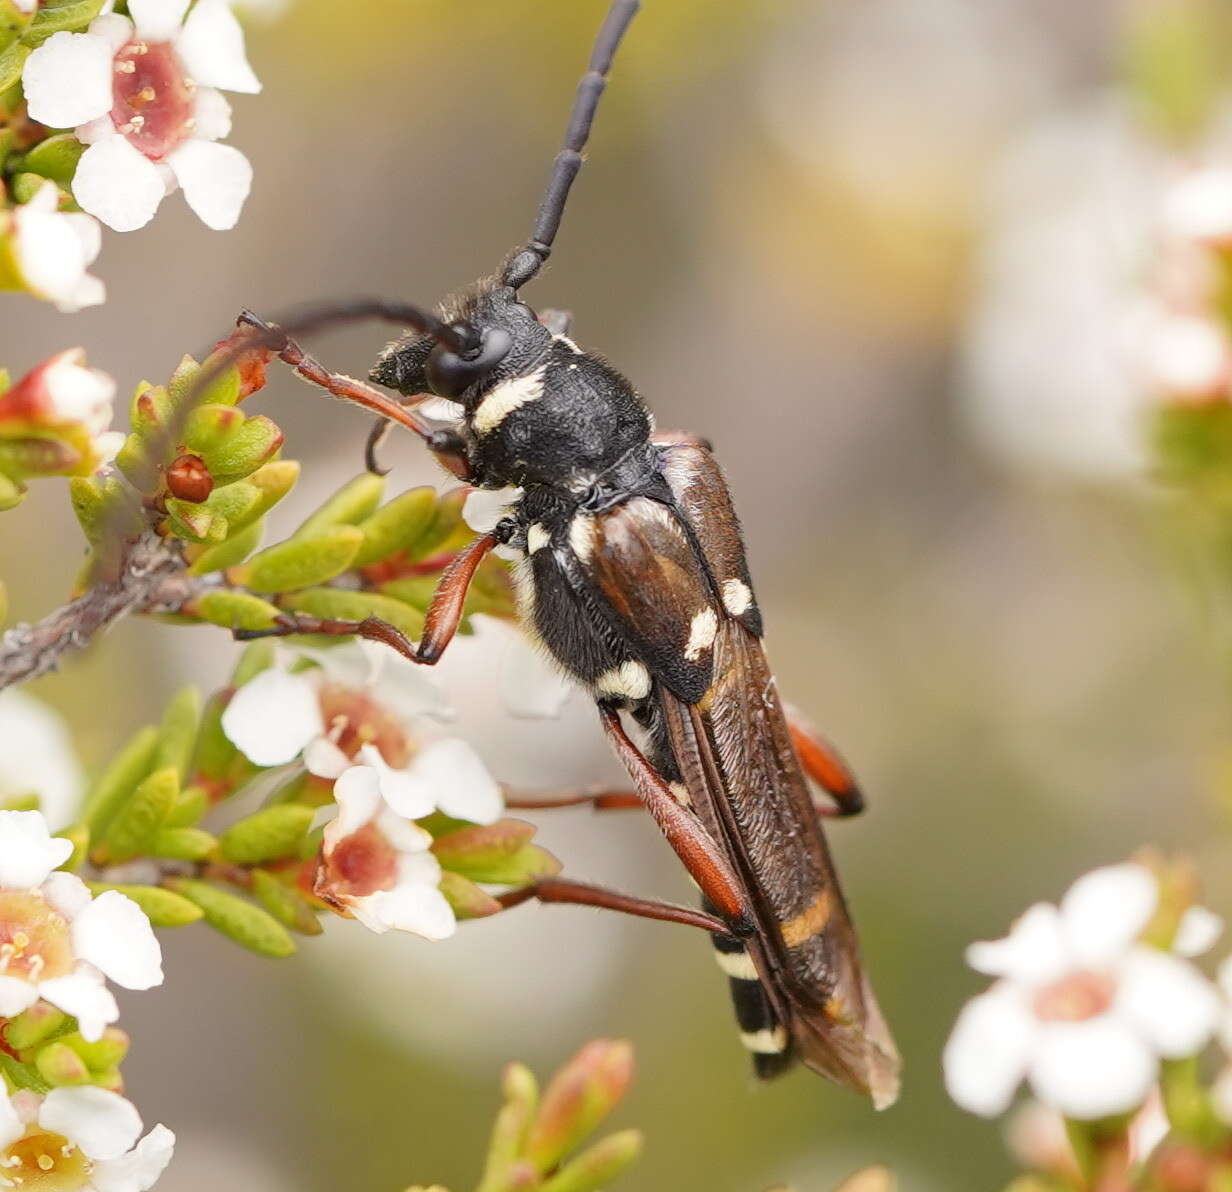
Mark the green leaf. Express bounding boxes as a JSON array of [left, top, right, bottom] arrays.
[[218, 804, 314, 865], [98, 766, 179, 864], [34, 1041, 88, 1087], [240, 525, 364, 592], [470, 844, 560, 885], [83, 726, 159, 836], [477, 1063, 539, 1192], [438, 871, 501, 919], [246, 459, 299, 515], [0, 40, 28, 90], [377, 575, 438, 610], [0, 471, 25, 511], [294, 472, 385, 539], [0, 1052, 49, 1095], [183, 402, 244, 457], [431, 821, 536, 877], [281, 586, 424, 640], [538, 1130, 643, 1192], [199, 480, 261, 529], [191, 589, 281, 632], [5, 1004, 67, 1052], [166, 785, 208, 828], [192, 692, 240, 784], [18, 133, 83, 185], [231, 639, 276, 686], [204, 414, 283, 483], [409, 488, 470, 559], [150, 827, 216, 862], [164, 496, 226, 544], [166, 879, 296, 958], [129, 383, 171, 437], [154, 686, 200, 780], [168, 353, 241, 409], [65, 1029, 128, 1072], [186, 517, 264, 575], [22, 0, 103, 46], [352, 485, 438, 566], [250, 869, 323, 936]]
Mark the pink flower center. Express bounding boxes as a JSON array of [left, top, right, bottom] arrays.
[[1, 1128, 90, 1191], [110, 41, 195, 161], [1033, 970, 1116, 1022], [0, 892, 74, 985], [320, 824, 399, 900]]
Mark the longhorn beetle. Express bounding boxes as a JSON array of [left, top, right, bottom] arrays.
[[219, 0, 900, 1107]]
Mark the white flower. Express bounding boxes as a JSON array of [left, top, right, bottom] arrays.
[[22, 0, 260, 232], [5, 181, 104, 312], [1163, 165, 1232, 245], [0, 689, 84, 830], [944, 863, 1221, 1120], [0, 1086, 173, 1191], [316, 754, 455, 940], [0, 810, 162, 1041], [1143, 313, 1231, 400]]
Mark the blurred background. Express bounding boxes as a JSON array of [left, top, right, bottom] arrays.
[[5, 0, 1232, 1187]]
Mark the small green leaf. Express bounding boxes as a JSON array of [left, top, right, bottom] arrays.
[[34, 1041, 88, 1087], [352, 486, 438, 566], [165, 785, 208, 828], [205, 414, 283, 483], [18, 133, 83, 184], [231, 639, 276, 686], [98, 766, 178, 863], [83, 726, 159, 837], [185, 517, 264, 575], [219, 804, 314, 865], [240, 525, 364, 592], [0, 471, 25, 512], [164, 497, 226, 544], [192, 691, 240, 784], [84, 883, 204, 928], [538, 1130, 643, 1192], [129, 383, 171, 437], [65, 1029, 129, 1072], [0, 1052, 49, 1095], [247, 459, 299, 515], [250, 869, 323, 936], [294, 472, 385, 539], [376, 575, 438, 610], [166, 879, 296, 958], [409, 488, 469, 559], [168, 353, 241, 409], [183, 402, 244, 457], [281, 586, 424, 639], [439, 871, 501, 919], [432, 821, 536, 876], [472, 844, 560, 885], [22, 0, 103, 46], [150, 826, 216, 862], [154, 686, 200, 780], [200, 480, 261, 529], [477, 1063, 539, 1192], [0, 40, 28, 90], [191, 589, 281, 632], [5, 1004, 67, 1052]]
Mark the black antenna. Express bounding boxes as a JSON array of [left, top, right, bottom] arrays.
[[502, 0, 641, 290]]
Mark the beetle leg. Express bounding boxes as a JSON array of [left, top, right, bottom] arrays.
[[233, 532, 496, 665], [785, 704, 865, 818], [651, 430, 713, 451], [497, 877, 728, 934], [598, 703, 753, 935]]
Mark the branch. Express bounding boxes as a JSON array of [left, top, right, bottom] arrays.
[[0, 533, 185, 690]]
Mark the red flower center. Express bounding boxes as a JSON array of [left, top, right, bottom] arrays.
[[1033, 970, 1116, 1022], [320, 824, 399, 900], [110, 41, 195, 161], [0, 892, 75, 984]]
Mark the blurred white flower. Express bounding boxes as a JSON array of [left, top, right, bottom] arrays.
[[0, 810, 162, 1040], [316, 756, 454, 940], [1142, 313, 1231, 400], [944, 863, 1221, 1119], [23, 0, 260, 232], [5, 181, 104, 312], [1007, 1089, 1168, 1175], [1163, 165, 1232, 245], [0, 1085, 173, 1191], [0, 689, 84, 829]]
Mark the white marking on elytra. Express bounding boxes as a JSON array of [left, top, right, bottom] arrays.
[[569, 513, 596, 562], [714, 948, 758, 981], [473, 365, 547, 434], [527, 523, 551, 554], [740, 1026, 788, 1054], [684, 608, 718, 661], [594, 661, 651, 701], [668, 781, 692, 807], [722, 578, 753, 617]]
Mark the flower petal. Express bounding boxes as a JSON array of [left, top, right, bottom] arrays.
[[355, 881, 456, 941], [373, 808, 433, 856], [360, 745, 433, 822], [175, 0, 261, 92], [1116, 947, 1220, 1058], [303, 737, 350, 780], [166, 139, 252, 230], [0, 690, 84, 831], [87, 14, 136, 54], [42, 870, 93, 919], [0, 976, 38, 1018], [0, 1095, 23, 1153], [1028, 1017, 1156, 1119], [37, 967, 117, 1042], [39, 1086, 142, 1161], [403, 738, 503, 825], [13, 197, 105, 314], [72, 135, 167, 232], [220, 668, 323, 766], [1060, 863, 1158, 967], [192, 86, 232, 142], [0, 809, 72, 888], [942, 983, 1036, 1117], [1173, 906, 1223, 958], [90, 1124, 176, 1192], [22, 31, 114, 129], [462, 486, 522, 534], [128, 0, 190, 42], [71, 890, 163, 990], [328, 765, 382, 839], [966, 903, 1068, 986], [500, 630, 574, 719]]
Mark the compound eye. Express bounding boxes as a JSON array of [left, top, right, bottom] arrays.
[[425, 327, 513, 400]]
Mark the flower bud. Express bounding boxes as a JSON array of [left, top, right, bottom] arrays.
[[5, 1002, 67, 1052], [166, 453, 213, 503], [538, 1129, 643, 1192], [34, 1041, 90, 1087]]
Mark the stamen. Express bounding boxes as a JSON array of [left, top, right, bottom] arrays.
[[136, 85, 156, 103], [115, 59, 136, 74], [35, 1157, 51, 1172]]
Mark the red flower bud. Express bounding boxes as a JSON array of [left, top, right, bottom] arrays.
[[166, 453, 213, 503]]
